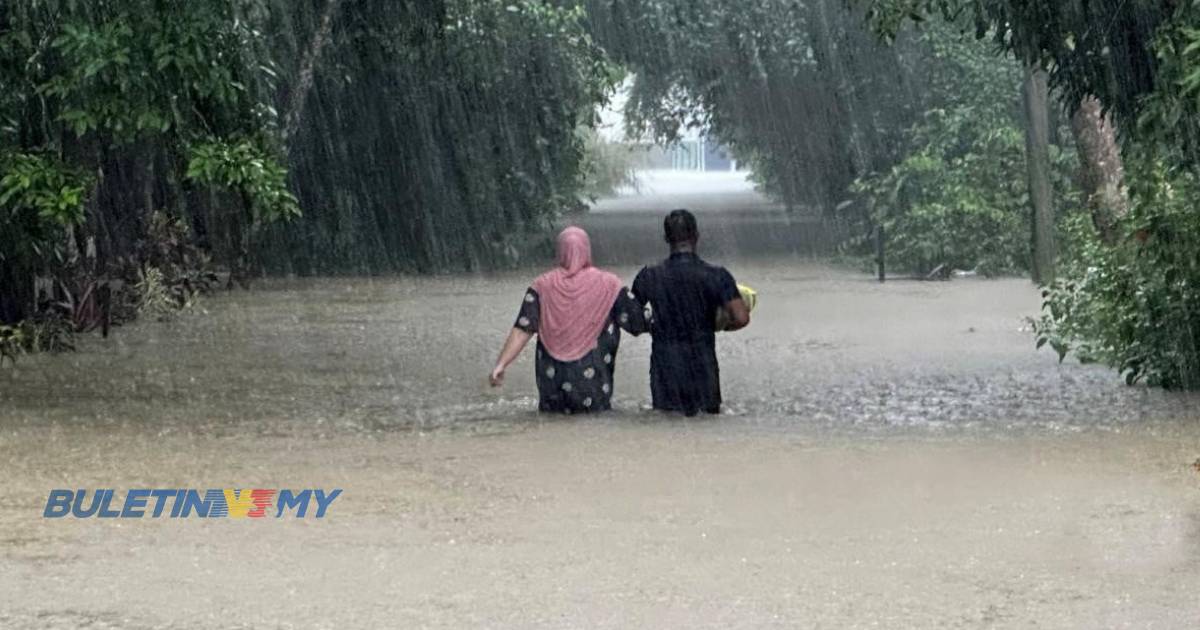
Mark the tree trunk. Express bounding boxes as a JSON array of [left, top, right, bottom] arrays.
[[283, 0, 344, 144], [1070, 96, 1128, 244], [1023, 67, 1056, 285]]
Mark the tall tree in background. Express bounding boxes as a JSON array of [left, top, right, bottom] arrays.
[[850, 20, 1045, 277], [282, 0, 344, 144], [1023, 66, 1056, 284], [585, 0, 929, 211], [1, 0, 621, 324], [260, 0, 619, 274], [861, 0, 1172, 152], [862, 0, 1200, 388]]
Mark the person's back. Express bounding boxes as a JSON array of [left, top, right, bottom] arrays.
[[489, 227, 647, 413], [632, 210, 749, 415]]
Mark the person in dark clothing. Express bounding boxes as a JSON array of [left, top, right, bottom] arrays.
[[632, 209, 750, 416]]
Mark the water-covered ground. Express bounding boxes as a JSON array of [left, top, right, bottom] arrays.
[[2, 172, 1200, 628]]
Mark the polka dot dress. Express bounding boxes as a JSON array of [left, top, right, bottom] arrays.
[[514, 287, 647, 413]]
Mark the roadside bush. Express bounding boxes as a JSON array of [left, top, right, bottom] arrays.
[[1034, 153, 1200, 388], [134, 266, 195, 322], [851, 110, 1032, 275], [0, 314, 75, 365]]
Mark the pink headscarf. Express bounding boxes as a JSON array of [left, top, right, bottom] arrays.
[[531, 227, 623, 362]]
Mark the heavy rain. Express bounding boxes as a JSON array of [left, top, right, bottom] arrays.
[[2, 1, 1200, 628]]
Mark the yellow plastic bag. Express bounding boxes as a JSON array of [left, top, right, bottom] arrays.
[[738, 283, 758, 312], [716, 283, 757, 331]]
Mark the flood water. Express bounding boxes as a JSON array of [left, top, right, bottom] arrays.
[[2, 172, 1200, 628]]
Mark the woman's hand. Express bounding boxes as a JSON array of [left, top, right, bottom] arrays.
[[491, 327, 532, 388], [489, 363, 506, 387]]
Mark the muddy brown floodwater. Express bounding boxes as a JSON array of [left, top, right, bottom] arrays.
[[2, 173, 1200, 628]]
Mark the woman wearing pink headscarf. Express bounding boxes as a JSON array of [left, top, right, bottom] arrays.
[[490, 226, 647, 413]]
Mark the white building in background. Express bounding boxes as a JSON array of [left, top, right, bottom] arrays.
[[596, 78, 738, 172]]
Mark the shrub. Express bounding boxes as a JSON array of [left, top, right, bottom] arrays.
[[1034, 153, 1200, 388]]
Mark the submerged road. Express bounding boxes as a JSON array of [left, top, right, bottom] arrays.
[[2, 171, 1200, 628], [577, 170, 837, 264]]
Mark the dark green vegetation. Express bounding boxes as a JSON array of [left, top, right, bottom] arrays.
[[849, 20, 1072, 277], [586, 0, 925, 211], [3, 0, 1200, 389], [1, 0, 296, 352], [1, 0, 615, 359], [858, 0, 1200, 387], [262, 0, 617, 274], [584, 1, 1075, 277], [588, 0, 1200, 388]]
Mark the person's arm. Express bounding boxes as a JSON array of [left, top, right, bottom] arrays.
[[722, 297, 750, 331], [614, 287, 648, 336], [631, 268, 651, 307], [630, 268, 655, 330], [490, 327, 533, 387], [491, 288, 539, 387], [716, 268, 749, 332]]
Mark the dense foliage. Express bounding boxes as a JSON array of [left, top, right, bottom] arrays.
[[6, 0, 1200, 393], [862, 0, 1200, 388], [850, 23, 1078, 275], [261, 0, 618, 274], [1035, 151, 1200, 388], [1, 0, 619, 337], [584, 0, 932, 211], [585, 0, 1065, 277], [862, 0, 1168, 132], [0, 0, 294, 326], [851, 110, 1032, 275]]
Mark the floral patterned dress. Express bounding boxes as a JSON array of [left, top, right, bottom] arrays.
[[515, 286, 648, 413]]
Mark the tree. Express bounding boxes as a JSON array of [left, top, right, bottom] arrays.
[[1070, 97, 1128, 245], [1023, 66, 1056, 284], [282, 0, 344, 144], [0, 0, 297, 323], [2, 0, 622, 328], [860, 0, 1200, 388], [860, 0, 1177, 157], [585, 0, 930, 211], [258, 0, 620, 273], [850, 20, 1046, 277]]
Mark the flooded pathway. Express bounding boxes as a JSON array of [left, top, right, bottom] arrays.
[[2, 173, 1200, 628]]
